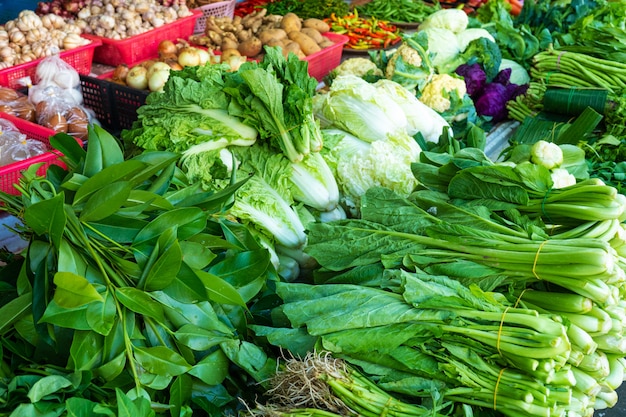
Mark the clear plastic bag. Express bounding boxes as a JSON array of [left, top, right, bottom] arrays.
[[0, 130, 46, 166], [29, 55, 83, 107]]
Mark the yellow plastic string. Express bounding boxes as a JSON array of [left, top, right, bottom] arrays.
[[513, 288, 529, 308], [532, 240, 549, 280], [496, 306, 511, 355], [493, 367, 507, 410]]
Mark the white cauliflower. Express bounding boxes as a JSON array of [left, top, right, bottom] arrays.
[[531, 140, 563, 170], [551, 168, 576, 189], [329, 58, 383, 80], [419, 73, 467, 113]]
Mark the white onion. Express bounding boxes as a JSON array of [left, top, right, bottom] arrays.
[[177, 47, 201, 67], [126, 66, 148, 90], [148, 69, 169, 92]]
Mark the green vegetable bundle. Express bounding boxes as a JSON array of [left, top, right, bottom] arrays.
[[263, 0, 349, 20], [254, 269, 582, 417], [251, 144, 626, 416], [355, 0, 441, 24], [0, 128, 277, 414]]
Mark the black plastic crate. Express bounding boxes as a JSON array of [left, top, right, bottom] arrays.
[[80, 75, 115, 131], [111, 82, 148, 131], [79, 74, 148, 134]]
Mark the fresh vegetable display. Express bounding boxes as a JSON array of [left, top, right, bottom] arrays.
[[325, 10, 401, 50], [3, 0, 626, 417]]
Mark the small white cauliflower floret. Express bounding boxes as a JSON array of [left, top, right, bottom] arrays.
[[419, 73, 466, 113], [531, 140, 563, 170], [551, 168, 576, 189], [331, 58, 383, 79]]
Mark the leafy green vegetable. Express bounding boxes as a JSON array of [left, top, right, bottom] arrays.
[[254, 270, 574, 417], [0, 127, 277, 414]]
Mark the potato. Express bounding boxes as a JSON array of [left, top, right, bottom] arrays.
[[281, 40, 305, 59], [238, 37, 263, 57], [257, 28, 288, 45], [303, 18, 330, 33], [288, 31, 321, 56], [318, 38, 335, 49], [300, 28, 324, 44], [280, 12, 302, 34]]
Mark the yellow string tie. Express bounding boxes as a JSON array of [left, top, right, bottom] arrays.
[[514, 288, 530, 308], [493, 367, 507, 410], [532, 240, 549, 280], [496, 307, 511, 356]]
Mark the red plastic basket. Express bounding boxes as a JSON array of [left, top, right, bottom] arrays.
[[0, 40, 101, 90], [193, 0, 236, 33], [0, 112, 81, 195], [304, 32, 349, 81], [83, 10, 202, 67]]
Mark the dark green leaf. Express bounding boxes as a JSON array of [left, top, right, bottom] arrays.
[[27, 375, 72, 402], [0, 293, 31, 336], [195, 270, 247, 308], [179, 241, 216, 270], [174, 324, 232, 351], [23, 193, 66, 249], [126, 189, 174, 211], [53, 272, 103, 308], [39, 300, 91, 330], [73, 160, 146, 205], [133, 208, 207, 246], [220, 339, 274, 382], [208, 249, 270, 302], [142, 232, 182, 291], [163, 262, 208, 303], [94, 352, 126, 382], [69, 330, 103, 370], [133, 346, 191, 377], [50, 132, 86, 167], [83, 125, 124, 177], [188, 349, 229, 385], [86, 290, 116, 336], [65, 397, 101, 417], [169, 374, 192, 417], [86, 214, 147, 244], [115, 287, 165, 323], [79, 181, 132, 222]]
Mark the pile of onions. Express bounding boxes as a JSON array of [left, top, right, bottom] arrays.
[[36, 0, 90, 19], [112, 41, 212, 93]]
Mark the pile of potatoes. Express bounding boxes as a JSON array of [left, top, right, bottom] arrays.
[[189, 9, 335, 61]]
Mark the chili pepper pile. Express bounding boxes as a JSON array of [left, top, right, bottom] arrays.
[[325, 10, 402, 50], [234, 0, 273, 17], [355, 0, 441, 24]]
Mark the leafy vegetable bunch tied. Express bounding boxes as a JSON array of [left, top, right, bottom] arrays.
[[0, 128, 278, 415]]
